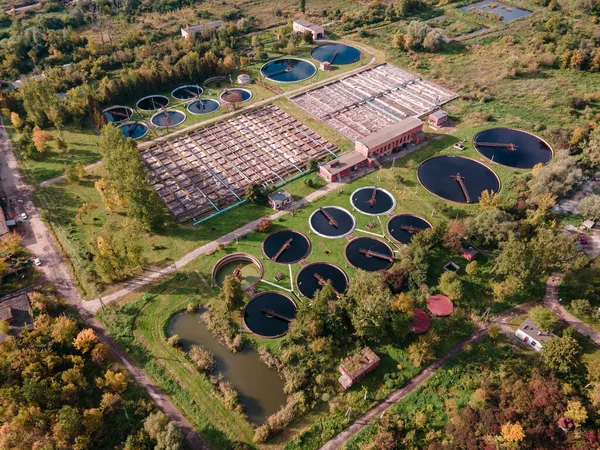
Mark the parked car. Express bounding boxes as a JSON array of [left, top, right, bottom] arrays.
[[579, 234, 588, 245], [33, 258, 41, 266], [20, 212, 27, 220]]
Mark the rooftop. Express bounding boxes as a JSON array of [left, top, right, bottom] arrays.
[[430, 109, 448, 119], [340, 347, 380, 378], [293, 19, 324, 31], [517, 318, 557, 344], [358, 117, 423, 150], [268, 189, 292, 202], [0, 291, 33, 342], [183, 20, 225, 33], [320, 151, 367, 176], [0, 207, 8, 236]]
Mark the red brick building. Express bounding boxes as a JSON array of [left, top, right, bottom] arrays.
[[319, 118, 425, 183], [338, 347, 380, 389], [428, 109, 449, 127]]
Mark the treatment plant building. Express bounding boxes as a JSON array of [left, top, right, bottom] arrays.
[[319, 117, 424, 183]]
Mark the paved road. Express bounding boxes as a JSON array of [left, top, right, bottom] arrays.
[[544, 272, 600, 347], [318, 303, 536, 450], [39, 159, 105, 188], [0, 119, 210, 450]]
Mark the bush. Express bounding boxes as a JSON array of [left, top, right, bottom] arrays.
[[217, 381, 242, 412], [253, 424, 270, 443], [166, 334, 180, 347], [255, 218, 272, 233], [571, 299, 594, 319], [189, 345, 215, 372]]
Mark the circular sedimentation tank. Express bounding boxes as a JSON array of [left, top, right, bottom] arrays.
[[417, 155, 500, 204], [262, 229, 311, 264], [345, 237, 394, 272], [387, 214, 432, 245], [243, 291, 297, 338], [311, 43, 361, 65], [119, 122, 148, 140], [171, 84, 203, 101], [220, 88, 252, 104], [211, 253, 264, 291], [136, 95, 169, 111], [150, 110, 186, 128], [187, 99, 221, 115], [103, 105, 133, 123], [350, 186, 396, 216], [473, 128, 553, 169], [260, 58, 317, 83], [309, 206, 356, 239], [296, 262, 348, 299]]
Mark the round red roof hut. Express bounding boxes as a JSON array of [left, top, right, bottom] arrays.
[[427, 294, 454, 317], [411, 308, 431, 333]]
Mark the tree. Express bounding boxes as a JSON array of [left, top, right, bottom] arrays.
[[144, 412, 184, 450], [300, 0, 306, 13], [0, 319, 8, 334], [443, 220, 468, 252], [65, 164, 81, 183], [468, 208, 516, 247], [342, 271, 393, 341], [220, 275, 244, 310], [579, 195, 600, 219], [406, 21, 431, 48], [565, 400, 588, 426], [529, 306, 559, 332], [94, 221, 144, 282], [245, 182, 266, 203], [82, 408, 103, 435], [73, 328, 98, 354], [51, 316, 79, 345], [99, 369, 128, 394], [98, 125, 165, 230], [189, 345, 215, 372], [56, 135, 69, 153], [392, 33, 405, 50], [501, 422, 525, 443], [237, 18, 250, 32], [582, 127, 600, 168], [479, 189, 502, 210], [10, 111, 24, 130], [407, 331, 440, 367], [528, 151, 582, 203], [423, 28, 444, 52], [438, 271, 463, 301], [0, 231, 22, 256], [542, 332, 582, 373], [32, 126, 51, 153]]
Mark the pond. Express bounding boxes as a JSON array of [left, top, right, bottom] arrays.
[[260, 58, 317, 83], [459, 0, 531, 23], [187, 99, 221, 115], [119, 122, 148, 140], [417, 155, 500, 204], [169, 312, 287, 424], [473, 128, 553, 169], [311, 44, 361, 65]]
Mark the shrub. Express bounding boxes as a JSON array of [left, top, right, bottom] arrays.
[[189, 345, 215, 372], [186, 302, 197, 313], [253, 424, 270, 443], [217, 381, 242, 412], [166, 334, 180, 347], [571, 299, 594, 319], [255, 218, 272, 233]]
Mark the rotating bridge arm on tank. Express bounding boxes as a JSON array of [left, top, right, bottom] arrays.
[[313, 272, 341, 297], [474, 141, 518, 151], [359, 248, 394, 262], [450, 173, 471, 204], [260, 308, 292, 322], [368, 185, 378, 207], [272, 238, 293, 262], [318, 207, 339, 228], [400, 225, 424, 234]]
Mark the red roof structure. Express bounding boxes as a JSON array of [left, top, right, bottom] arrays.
[[411, 308, 431, 333], [427, 294, 454, 317], [558, 417, 575, 432], [462, 247, 478, 261]]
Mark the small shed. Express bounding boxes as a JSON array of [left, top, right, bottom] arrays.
[[0, 291, 33, 342], [320, 61, 331, 71], [427, 294, 453, 317], [428, 110, 449, 127], [582, 219, 596, 230], [338, 347, 380, 389], [462, 248, 478, 262], [515, 318, 556, 352], [237, 74, 251, 85], [268, 189, 293, 211], [411, 308, 431, 333]]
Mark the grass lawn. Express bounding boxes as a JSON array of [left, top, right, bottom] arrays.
[[3, 120, 100, 184]]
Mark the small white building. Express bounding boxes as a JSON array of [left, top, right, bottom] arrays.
[[268, 189, 293, 211], [181, 20, 225, 39], [515, 318, 556, 352], [237, 74, 251, 85], [292, 19, 325, 40]]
